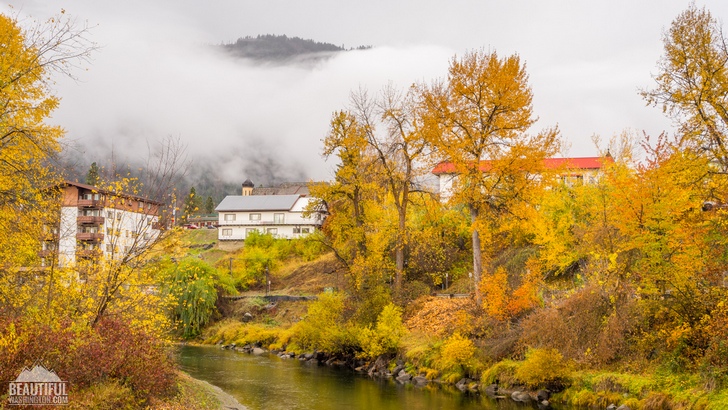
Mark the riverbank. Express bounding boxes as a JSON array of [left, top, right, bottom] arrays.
[[190, 377, 247, 410], [148, 371, 247, 410]]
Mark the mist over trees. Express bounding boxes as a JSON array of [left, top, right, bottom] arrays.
[[219, 34, 371, 62]]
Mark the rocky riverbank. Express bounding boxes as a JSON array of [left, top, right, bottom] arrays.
[[218, 342, 607, 410]]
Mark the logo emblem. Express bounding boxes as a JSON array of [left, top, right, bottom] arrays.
[[7, 364, 68, 406]]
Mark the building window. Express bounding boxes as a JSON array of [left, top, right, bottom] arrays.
[[222, 228, 232, 236], [249, 213, 261, 221], [106, 244, 113, 252], [245, 228, 258, 236], [301, 228, 311, 234], [116, 213, 121, 220], [224, 214, 236, 221], [274, 213, 285, 224], [293, 226, 301, 234], [266, 228, 277, 235]]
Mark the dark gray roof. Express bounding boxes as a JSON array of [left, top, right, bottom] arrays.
[[215, 195, 300, 212], [252, 182, 309, 196]]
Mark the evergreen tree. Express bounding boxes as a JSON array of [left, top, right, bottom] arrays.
[[205, 196, 214, 214], [182, 186, 200, 222], [85, 162, 100, 186]]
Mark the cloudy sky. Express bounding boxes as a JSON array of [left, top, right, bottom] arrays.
[[6, 0, 728, 184]]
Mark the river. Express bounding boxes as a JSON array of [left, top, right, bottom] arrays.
[[177, 345, 572, 410]]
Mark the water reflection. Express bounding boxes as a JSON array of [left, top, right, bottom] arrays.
[[177, 345, 566, 410]]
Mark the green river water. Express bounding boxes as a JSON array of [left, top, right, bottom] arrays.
[[177, 345, 574, 410]]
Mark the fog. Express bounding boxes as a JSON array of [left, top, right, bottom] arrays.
[[8, 0, 728, 186]]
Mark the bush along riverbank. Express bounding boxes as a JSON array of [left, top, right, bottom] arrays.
[[200, 292, 728, 410]]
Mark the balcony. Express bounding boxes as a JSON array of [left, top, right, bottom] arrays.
[[38, 249, 54, 258], [78, 199, 102, 208], [76, 248, 102, 258], [77, 216, 105, 225], [76, 232, 104, 241]]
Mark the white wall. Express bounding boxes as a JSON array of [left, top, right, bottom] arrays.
[[58, 207, 78, 268]]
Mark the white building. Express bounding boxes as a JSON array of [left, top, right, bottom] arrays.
[[215, 194, 324, 241], [42, 181, 163, 268]]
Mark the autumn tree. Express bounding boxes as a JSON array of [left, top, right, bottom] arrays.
[[310, 111, 395, 318], [310, 111, 381, 267], [349, 84, 429, 290], [0, 11, 94, 315], [418, 49, 559, 303], [643, 4, 728, 171]]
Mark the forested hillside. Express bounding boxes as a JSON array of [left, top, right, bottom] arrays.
[[219, 34, 371, 62]]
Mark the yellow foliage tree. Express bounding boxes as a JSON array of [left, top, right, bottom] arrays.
[[418, 49, 560, 303], [0, 11, 93, 316], [643, 4, 728, 171]]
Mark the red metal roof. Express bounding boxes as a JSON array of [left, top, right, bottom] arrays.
[[432, 156, 612, 175]]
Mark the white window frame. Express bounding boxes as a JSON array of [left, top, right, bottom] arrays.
[[249, 213, 261, 221]]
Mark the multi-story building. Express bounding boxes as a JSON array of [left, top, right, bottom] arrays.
[[42, 181, 163, 268], [215, 181, 325, 241]]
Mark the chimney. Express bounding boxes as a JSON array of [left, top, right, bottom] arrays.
[[242, 179, 254, 196]]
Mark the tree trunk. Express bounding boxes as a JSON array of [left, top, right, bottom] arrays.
[[470, 204, 482, 304], [394, 204, 406, 291]]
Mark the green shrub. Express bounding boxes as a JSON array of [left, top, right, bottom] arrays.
[[161, 257, 233, 338]]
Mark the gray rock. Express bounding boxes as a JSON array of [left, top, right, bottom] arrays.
[[511, 391, 532, 403], [412, 376, 428, 386], [606, 405, 617, 410], [392, 365, 404, 377], [398, 369, 408, 378], [304, 353, 314, 360], [538, 399, 552, 409], [396, 373, 412, 383], [483, 383, 499, 398], [242, 312, 253, 322], [536, 389, 550, 401], [616, 406, 631, 410], [455, 378, 472, 392], [252, 347, 265, 355]]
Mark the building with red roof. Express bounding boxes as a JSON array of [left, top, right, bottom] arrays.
[[433, 155, 613, 202]]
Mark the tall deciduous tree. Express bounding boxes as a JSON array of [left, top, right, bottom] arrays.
[[0, 11, 94, 313], [350, 84, 429, 291], [418, 49, 559, 303], [310, 111, 380, 267], [642, 4, 728, 170]]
